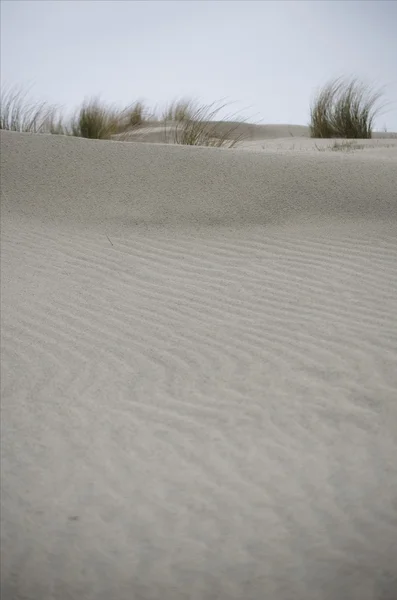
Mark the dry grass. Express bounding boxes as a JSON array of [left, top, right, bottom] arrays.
[[69, 98, 150, 139], [310, 77, 385, 139], [0, 85, 60, 133], [69, 98, 122, 139], [2, 79, 391, 145], [162, 100, 194, 123], [0, 87, 150, 139], [162, 99, 247, 147], [127, 101, 146, 127]]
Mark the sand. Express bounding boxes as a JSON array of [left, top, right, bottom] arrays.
[[1, 127, 397, 600]]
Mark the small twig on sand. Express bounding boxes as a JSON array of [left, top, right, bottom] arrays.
[[106, 234, 114, 247]]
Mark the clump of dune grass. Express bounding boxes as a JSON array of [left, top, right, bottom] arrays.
[[162, 100, 194, 123], [0, 85, 61, 133], [127, 101, 146, 127], [47, 116, 69, 135], [310, 77, 385, 139], [69, 98, 123, 139], [162, 99, 247, 148], [69, 98, 151, 139]]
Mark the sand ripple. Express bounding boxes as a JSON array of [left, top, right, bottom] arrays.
[[1, 131, 397, 600]]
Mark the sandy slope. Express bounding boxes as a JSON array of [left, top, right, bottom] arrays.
[[113, 122, 397, 145], [1, 128, 397, 600]]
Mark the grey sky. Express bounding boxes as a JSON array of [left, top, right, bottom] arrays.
[[1, 0, 396, 130]]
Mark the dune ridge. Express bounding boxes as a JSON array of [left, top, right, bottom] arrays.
[[1, 130, 397, 228], [1, 128, 397, 600]]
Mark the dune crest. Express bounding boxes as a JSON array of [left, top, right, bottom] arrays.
[[1, 130, 396, 228]]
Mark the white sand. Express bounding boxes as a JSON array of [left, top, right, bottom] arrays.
[[1, 128, 397, 600]]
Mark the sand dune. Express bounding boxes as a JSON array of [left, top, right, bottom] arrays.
[[113, 122, 397, 145], [112, 123, 311, 143], [1, 128, 397, 600]]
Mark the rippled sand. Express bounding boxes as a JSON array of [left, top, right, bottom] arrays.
[[1, 129, 397, 600]]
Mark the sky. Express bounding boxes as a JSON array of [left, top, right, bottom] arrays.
[[1, 0, 396, 130]]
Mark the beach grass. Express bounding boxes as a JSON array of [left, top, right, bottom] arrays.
[[69, 98, 149, 139], [69, 99, 121, 139], [0, 85, 60, 133], [1, 78, 391, 144], [310, 77, 385, 139], [163, 99, 247, 147]]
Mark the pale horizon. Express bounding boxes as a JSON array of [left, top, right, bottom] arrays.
[[1, 0, 396, 131]]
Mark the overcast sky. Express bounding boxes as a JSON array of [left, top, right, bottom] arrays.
[[1, 0, 396, 130]]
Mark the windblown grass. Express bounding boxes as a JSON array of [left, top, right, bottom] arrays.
[[163, 99, 247, 147], [4, 79, 389, 145], [127, 101, 146, 127], [70, 98, 123, 139], [162, 100, 194, 123], [0, 86, 148, 139], [68, 98, 152, 139], [310, 77, 385, 139], [0, 85, 60, 133]]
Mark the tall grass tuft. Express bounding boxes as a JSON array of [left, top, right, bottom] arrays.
[[310, 77, 385, 138], [70, 98, 123, 139], [163, 99, 247, 147], [127, 101, 146, 127], [0, 85, 60, 133], [162, 100, 194, 123], [69, 98, 150, 139]]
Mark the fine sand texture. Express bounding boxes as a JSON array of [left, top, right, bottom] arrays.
[[1, 128, 397, 600]]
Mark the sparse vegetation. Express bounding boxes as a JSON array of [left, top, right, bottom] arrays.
[[162, 99, 193, 123], [69, 98, 123, 139], [310, 77, 385, 139], [332, 140, 365, 151], [69, 98, 150, 139], [0, 87, 248, 146], [1, 78, 393, 146], [0, 85, 60, 133], [127, 101, 146, 127], [163, 99, 247, 147], [0, 87, 151, 140], [315, 140, 365, 152]]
